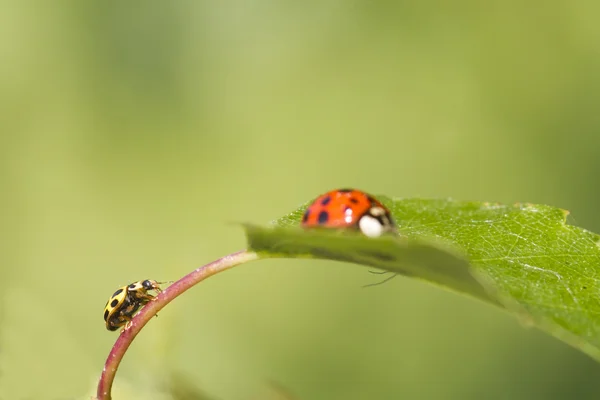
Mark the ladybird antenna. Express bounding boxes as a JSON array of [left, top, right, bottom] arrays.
[[362, 273, 397, 288]]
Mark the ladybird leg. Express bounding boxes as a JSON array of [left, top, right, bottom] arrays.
[[121, 317, 134, 332], [138, 293, 157, 302], [131, 294, 153, 306], [368, 270, 389, 275], [144, 294, 158, 303], [147, 286, 163, 301], [362, 273, 397, 288]]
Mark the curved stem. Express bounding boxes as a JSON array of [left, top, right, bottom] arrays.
[[96, 249, 261, 400]]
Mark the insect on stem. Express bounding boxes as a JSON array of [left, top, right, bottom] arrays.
[[95, 250, 261, 400]]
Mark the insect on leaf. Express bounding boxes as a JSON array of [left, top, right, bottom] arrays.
[[244, 196, 600, 361]]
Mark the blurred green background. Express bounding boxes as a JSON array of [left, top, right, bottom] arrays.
[[2, 1, 600, 399]]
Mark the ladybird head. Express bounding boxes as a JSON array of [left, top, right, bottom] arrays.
[[358, 205, 396, 238], [141, 279, 159, 291], [127, 279, 165, 294]]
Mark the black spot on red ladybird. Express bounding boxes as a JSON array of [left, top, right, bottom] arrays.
[[350, 197, 359, 204], [302, 210, 310, 223], [318, 211, 329, 224], [338, 188, 352, 193], [320, 196, 331, 206]]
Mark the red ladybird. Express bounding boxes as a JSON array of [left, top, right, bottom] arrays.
[[301, 189, 396, 237]]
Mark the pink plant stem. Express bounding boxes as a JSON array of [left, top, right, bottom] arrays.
[[96, 249, 261, 400]]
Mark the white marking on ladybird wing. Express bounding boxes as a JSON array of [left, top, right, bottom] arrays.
[[345, 207, 353, 224], [359, 215, 384, 237], [369, 206, 386, 217]]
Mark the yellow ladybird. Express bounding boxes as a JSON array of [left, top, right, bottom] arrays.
[[103, 280, 164, 331]]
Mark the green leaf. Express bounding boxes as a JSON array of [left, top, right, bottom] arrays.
[[244, 196, 600, 361]]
